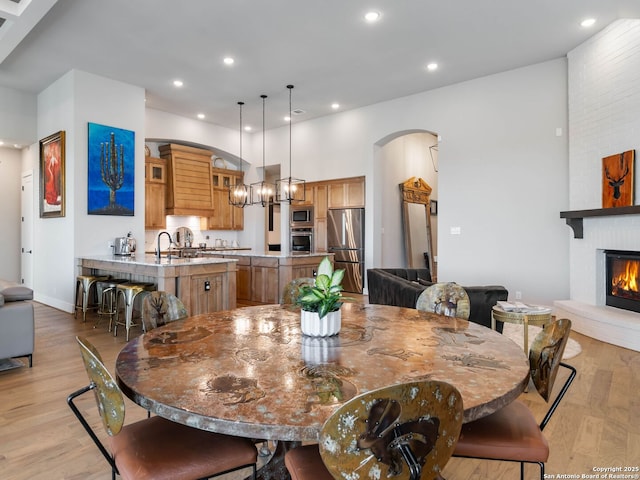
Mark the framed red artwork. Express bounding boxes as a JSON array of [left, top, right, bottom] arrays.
[[39, 131, 66, 218]]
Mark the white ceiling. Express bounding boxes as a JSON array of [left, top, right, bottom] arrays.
[[1, 0, 640, 133]]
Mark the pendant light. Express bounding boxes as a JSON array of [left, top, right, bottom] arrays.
[[229, 101, 249, 208], [276, 84, 306, 203], [250, 95, 275, 206]]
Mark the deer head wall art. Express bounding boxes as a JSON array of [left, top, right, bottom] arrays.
[[602, 150, 635, 208]]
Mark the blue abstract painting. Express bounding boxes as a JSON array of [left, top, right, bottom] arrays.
[[88, 122, 135, 215]]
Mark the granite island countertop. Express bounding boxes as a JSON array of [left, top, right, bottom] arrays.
[[78, 254, 238, 267], [200, 250, 331, 259]]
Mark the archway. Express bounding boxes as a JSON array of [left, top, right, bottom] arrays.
[[373, 129, 438, 271]]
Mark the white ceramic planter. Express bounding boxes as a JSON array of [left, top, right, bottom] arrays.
[[300, 309, 341, 337], [301, 335, 341, 364]]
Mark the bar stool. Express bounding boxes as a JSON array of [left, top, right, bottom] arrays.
[[113, 282, 156, 341], [94, 279, 128, 330], [74, 275, 109, 322]]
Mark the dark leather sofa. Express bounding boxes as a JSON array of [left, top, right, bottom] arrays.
[[366, 268, 508, 333]]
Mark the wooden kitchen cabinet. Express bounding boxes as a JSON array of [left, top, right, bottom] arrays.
[[159, 143, 214, 216], [213, 254, 328, 306], [190, 273, 225, 315], [315, 217, 327, 252], [314, 184, 328, 252], [327, 176, 365, 208], [296, 183, 315, 205], [251, 257, 280, 304], [145, 157, 166, 229], [314, 184, 328, 218], [224, 255, 252, 302], [201, 168, 245, 230]]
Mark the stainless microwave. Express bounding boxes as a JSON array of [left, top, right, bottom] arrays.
[[290, 206, 314, 227]]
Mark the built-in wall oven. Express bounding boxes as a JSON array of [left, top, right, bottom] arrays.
[[291, 228, 313, 254]]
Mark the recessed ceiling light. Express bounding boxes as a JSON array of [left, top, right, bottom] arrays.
[[581, 18, 596, 28], [223, 57, 235, 65], [0, 141, 4, 146], [427, 63, 438, 71], [14, 144, 21, 149], [331, 103, 340, 110], [173, 79, 184, 87], [244, 126, 252, 132], [197, 113, 205, 119], [364, 11, 381, 22], [284, 116, 291, 122]]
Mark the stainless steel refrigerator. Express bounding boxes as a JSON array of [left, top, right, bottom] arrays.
[[327, 208, 365, 293]]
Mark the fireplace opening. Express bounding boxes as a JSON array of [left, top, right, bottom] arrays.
[[605, 250, 640, 313]]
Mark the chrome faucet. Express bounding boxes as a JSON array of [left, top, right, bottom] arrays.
[[156, 231, 174, 260]]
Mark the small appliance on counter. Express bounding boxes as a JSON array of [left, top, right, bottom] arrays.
[[113, 232, 137, 256], [174, 227, 194, 248]]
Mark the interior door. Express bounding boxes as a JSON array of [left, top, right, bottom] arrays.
[[21, 171, 34, 288]]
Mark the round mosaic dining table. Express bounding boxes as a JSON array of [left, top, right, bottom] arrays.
[[115, 302, 529, 443]]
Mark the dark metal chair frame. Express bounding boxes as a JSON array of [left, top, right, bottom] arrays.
[[453, 318, 577, 480], [67, 336, 257, 480]]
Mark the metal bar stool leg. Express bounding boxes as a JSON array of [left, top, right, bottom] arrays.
[[75, 275, 108, 322], [114, 283, 155, 341]]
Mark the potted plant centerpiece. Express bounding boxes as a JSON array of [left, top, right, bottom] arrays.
[[295, 256, 347, 337]]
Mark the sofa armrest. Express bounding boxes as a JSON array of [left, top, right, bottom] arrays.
[[0, 301, 35, 361], [367, 269, 430, 308], [0, 280, 33, 301], [463, 286, 508, 332]]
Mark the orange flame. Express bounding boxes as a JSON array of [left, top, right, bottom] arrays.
[[611, 260, 639, 293]]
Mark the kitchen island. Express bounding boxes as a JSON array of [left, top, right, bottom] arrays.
[[201, 251, 332, 305], [77, 255, 237, 315]]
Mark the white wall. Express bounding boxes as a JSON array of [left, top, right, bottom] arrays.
[[1, 59, 569, 307], [146, 59, 569, 305], [0, 85, 36, 146], [0, 147, 22, 281], [567, 19, 640, 305], [35, 70, 145, 311]]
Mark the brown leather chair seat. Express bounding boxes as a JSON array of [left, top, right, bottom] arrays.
[[111, 415, 258, 480], [454, 399, 549, 462], [285, 444, 335, 480]]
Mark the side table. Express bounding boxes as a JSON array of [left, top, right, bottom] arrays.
[[491, 304, 552, 355]]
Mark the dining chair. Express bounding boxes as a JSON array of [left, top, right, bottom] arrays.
[[67, 336, 258, 480], [280, 277, 315, 305], [452, 318, 577, 479], [141, 290, 188, 332], [416, 282, 471, 320], [285, 379, 463, 480]]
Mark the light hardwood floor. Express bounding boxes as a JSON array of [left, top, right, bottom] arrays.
[[1, 302, 638, 479]]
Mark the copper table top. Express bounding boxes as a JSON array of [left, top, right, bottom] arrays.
[[115, 303, 529, 442]]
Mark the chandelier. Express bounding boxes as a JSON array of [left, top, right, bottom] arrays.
[[276, 85, 306, 203], [228, 101, 249, 207], [250, 95, 276, 206]]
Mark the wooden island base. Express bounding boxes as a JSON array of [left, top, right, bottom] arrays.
[[77, 255, 237, 316]]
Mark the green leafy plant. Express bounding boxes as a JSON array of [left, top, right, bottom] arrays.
[[295, 256, 347, 319]]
